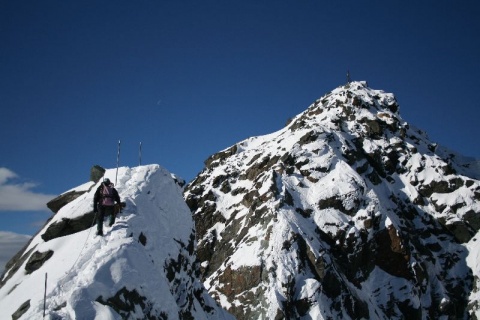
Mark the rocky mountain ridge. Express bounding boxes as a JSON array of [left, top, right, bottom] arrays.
[[184, 81, 480, 319], [0, 165, 233, 320]]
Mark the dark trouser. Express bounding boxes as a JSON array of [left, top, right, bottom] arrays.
[[97, 205, 115, 233]]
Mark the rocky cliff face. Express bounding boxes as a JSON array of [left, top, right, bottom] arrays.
[[184, 81, 480, 319]]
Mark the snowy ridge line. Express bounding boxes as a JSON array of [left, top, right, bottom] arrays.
[[66, 211, 98, 275], [0, 164, 233, 319]]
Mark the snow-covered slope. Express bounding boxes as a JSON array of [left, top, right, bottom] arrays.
[[185, 81, 480, 319], [0, 165, 232, 319]]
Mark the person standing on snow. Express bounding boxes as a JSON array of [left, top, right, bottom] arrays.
[[93, 178, 121, 236]]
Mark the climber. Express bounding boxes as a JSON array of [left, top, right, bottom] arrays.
[[93, 178, 121, 236]]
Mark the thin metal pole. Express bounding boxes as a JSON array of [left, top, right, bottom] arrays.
[[43, 273, 47, 318], [139, 142, 142, 166], [115, 140, 121, 186]]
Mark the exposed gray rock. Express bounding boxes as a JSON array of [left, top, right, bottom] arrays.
[[47, 166, 99, 214], [25, 250, 54, 274], [96, 287, 162, 319], [90, 165, 105, 183], [41, 211, 96, 241], [444, 220, 474, 243], [464, 210, 480, 230], [47, 190, 87, 214], [12, 300, 30, 320], [204, 145, 238, 168], [1, 246, 35, 288]]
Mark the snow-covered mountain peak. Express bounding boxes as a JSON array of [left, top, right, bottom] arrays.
[[185, 82, 480, 319], [287, 81, 402, 137], [0, 165, 232, 320]]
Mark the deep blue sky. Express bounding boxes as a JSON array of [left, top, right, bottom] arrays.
[[1, 1, 479, 235]]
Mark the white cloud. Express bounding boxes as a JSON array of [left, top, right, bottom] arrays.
[[0, 231, 31, 272], [0, 167, 57, 211], [0, 167, 17, 184]]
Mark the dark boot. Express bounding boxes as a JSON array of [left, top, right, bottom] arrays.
[[97, 207, 105, 234], [109, 215, 115, 227]]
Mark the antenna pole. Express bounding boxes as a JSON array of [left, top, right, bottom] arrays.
[[115, 140, 121, 185], [43, 273, 47, 318], [139, 142, 142, 166]]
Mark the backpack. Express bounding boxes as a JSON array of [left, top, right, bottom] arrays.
[[101, 183, 115, 206]]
